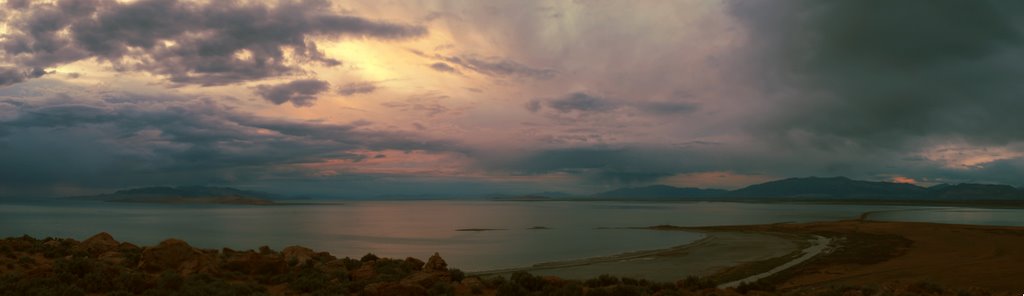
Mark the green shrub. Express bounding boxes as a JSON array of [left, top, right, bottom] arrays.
[[736, 279, 775, 294], [360, 253, 380, 262], [17, 256, 34, 266], [116, 271, 151, 294], [510, 271, 545, 291], [449, 268, 465, 282], [496, 281, 528, 296], [585, 274, 620, 288], [428, 281, 454, 296], [677, 276, 716, 291], [157, 271, 184, 291]]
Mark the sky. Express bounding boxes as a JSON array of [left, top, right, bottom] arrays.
[[2, 0, 1024, 198]]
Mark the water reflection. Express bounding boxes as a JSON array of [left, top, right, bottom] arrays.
[[3, 200, 1019, 270]]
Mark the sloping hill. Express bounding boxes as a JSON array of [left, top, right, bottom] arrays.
[[592, 185, 728, 200], [73, 186, 276, 205], [730, 177, 926, 199]]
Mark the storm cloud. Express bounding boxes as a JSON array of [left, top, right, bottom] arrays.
[[337, 81, 378, 96], [728, 0, 1024, 149], [254, 79, 331, 107], [0, 85, 458, 196], [0, 0, 427, 86]]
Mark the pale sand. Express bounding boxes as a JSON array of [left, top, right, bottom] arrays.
[[719, 235, 832, 288], [473, 231, 803, 282]]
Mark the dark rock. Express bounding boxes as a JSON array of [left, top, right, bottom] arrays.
[[423, 252, 447, 272]]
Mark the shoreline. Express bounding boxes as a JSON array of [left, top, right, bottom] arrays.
[[472, 228, 808, 282]]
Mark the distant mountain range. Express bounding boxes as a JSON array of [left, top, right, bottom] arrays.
[[585, 177, 1024, 201], [73, 177, 1024, 205], [72, 186, 278, 205]]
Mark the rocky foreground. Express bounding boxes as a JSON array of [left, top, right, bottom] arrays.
[[0, 232, 997, 296]]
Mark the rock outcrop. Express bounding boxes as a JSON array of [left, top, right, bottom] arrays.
[[423, 252, 447, 272], [75, 232, 119, 256], [138, 239, 215, 275], [282, 245, 315, 267]]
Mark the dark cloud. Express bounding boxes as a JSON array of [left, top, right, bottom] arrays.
[[0, 67, 46, 86], [728, 0, 1024, 148], [0, 68, 30, 86], [337, 81, 378, 96], [0, 89, 459, 197], [5, 0, 29, 9], [439, 54, 556, 79], [636, 101, 697, 115], [381, 92, 452, 117], [0, 0, 427, 86], [545, 92, 619, 113], [475, 147, 689, 185], [429, 62, 458, 73], [254, 79, 330, 107]]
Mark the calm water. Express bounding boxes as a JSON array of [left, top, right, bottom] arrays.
[[1, 200, 1021, 271]]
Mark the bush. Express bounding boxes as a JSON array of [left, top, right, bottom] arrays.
[[17, 256, 35, 266], [288, 268, 332, 293], [360, 253, 380, 262], [496, 282, 528, 296], [486, 276, 507, 288], [908, 281, 944, 294], [339, 257, 362, 270], [510, 271, 545, 291], [736, 279, 775, 294], [157, 271, 183, 291], [585, 274, 620, 288], [449, 268, 465, 282], [677, 276, 716, 291], [428, 281, 454, 296], [116, 271, 151, 294]]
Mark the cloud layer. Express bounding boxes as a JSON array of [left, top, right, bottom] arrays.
[[3, 1, 1024, 197], [1, 0, 426, 86]]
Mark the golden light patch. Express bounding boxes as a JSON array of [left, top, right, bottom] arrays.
[[921, 144, 1024, 169], [890, 176, 917, 184]]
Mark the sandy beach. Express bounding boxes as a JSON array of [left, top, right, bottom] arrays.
[[475, 217, 1024, 294], [474, 230, 809, 282]]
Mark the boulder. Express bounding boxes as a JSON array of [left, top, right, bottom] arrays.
[[350, 263, 377, 281], [223, 251, 286, 275], [423, 252, 447, 272], [75, 232, 119, 255], [282, 245, 315, 267], [138, 239, 214, 275]]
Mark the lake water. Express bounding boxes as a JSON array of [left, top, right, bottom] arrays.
[[1, 199, 1021, 271]]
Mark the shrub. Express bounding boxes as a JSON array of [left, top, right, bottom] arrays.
[[677, 276, 716, 291], [428, 281, 454, 296], [585, 274, 620, 288], [116, 271, 151, 294], [360, 253, 380, 262], [339, 257, 362, 270], [908, 281, 945, 294], [510, 271, 545, 291], [496, 281, 528, 296], [17, 256, 35, 266], [486, 276, 507, 288], [736, 279, 775, 294], [157, 271, 184, 291], [288, 268, 332, 293], [449, 268, 465, 282]]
